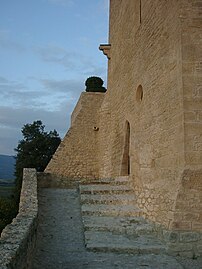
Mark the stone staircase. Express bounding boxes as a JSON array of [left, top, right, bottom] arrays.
[[79, 176, 166, 254]]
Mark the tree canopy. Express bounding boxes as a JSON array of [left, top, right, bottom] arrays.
[[0, 120, 61, 234], [15, 120, 61, 179], [85, 76, 107, 93]]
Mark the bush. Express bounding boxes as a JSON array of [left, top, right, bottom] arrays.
[[85, 76, 107, 93]]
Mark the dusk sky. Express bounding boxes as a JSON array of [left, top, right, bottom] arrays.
[[0, 0, 109, 155]]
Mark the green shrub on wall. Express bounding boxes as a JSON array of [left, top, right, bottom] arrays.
[[85, 76, 107, 93]]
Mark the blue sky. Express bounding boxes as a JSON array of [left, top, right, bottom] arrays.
[[0, 0, 109, 155]]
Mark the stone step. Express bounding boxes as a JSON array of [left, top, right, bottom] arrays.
[[79, 184, 133, 195], [80, 193, 136, 205], [81, 204, 142, 217], [82, 216, 156, 236], [81, 176, 130, 185], [85, 231, 166, 255], [79, 179, 165, 257]]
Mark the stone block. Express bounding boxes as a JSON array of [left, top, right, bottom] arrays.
[[197, 244, 202, 255], [170, 221, 192, 230], [183, 212, 200, 222], [180, 232, 200, 243], [192, 222, 202, 231], [163, 230, 179, 243], [167, 242, 193, 252]]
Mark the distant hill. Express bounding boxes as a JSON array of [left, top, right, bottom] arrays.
[[0, 155, 16, 182]]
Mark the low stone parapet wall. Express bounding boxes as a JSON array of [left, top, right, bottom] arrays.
[[0, 168, 38, 269]]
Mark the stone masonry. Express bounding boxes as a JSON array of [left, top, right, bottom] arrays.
[[31, 179, 202, 269], [46, 92, 105, 180], [0, 169, 38, 269], [45, 0, 202, 257]]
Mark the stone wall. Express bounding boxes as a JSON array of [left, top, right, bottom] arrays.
[[99, 0, 202, 256], [182, 0, 202, 168], [99, 0, 185, 228], [0, 168, 38, 269], [163, 169, 202, 257], [169, 0, 202, 233], [45, 0, 202, 255], [45, 92, 105, 179], [96, 0, 202, 232]]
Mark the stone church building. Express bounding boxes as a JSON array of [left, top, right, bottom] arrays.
[[46, 0, 202, 254]]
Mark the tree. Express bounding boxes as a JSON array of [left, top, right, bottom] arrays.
[[15, 120, 61, 178], [85, 76, 107, 93], [0, 120, 60, 233], [14, 120, 61, 201]]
